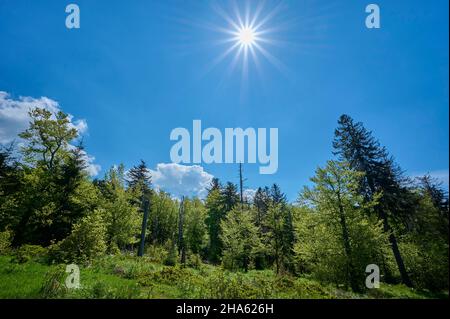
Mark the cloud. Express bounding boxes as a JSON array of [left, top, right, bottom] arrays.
[[0, 91, 100, 176], [243, 188, 257, 203], [0, 91, 86, 143], [149, 163, 214, 198]]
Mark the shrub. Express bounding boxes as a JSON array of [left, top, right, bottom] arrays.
[[0, 230, 12, 255], [187, 253, 203, 269], [48, 210, 107, 265], [39, 266, 68, 298], [163, 240, 178, 266], [13, 244, 47, 263], [145, 245, 168, 263]]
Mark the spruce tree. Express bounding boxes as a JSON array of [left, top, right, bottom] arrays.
[[333, 114, 413, 287]]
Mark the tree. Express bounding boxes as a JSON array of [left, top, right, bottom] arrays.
[[98, 165, 141, 251], [220, 207, 262, 271], [51, 209, 107, 264], [148, 190, 178, 245], [184, 198, 207, 256], [220, 182, 240, 212], [19, 108, 77, 171], [253, 187, 270, 227], [262, 184, 295, 274], [127, 160, 152, 208], [416, 175, 449, 240], [333, 114, 413, 287], [0, 144, 23, 232], [297, 161, 387, 291], [11, 108, 94, 246], [205, 179, 224, 263]]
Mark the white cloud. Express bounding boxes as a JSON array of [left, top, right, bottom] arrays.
[[0, 91, 90, 143], [149, 163, 214, 199], [243, 188, 257, 203], [0, 91, 100, 177]]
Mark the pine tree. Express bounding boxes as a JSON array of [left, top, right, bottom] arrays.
[[333, 114, 413, 287], [220, 182, 240, 212], [205, 179, 223, 263], [253, 187, 270, 227]]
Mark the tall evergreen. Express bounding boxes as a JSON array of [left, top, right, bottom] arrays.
[[253, 187, 270, 227], [220, 182, 240, 213], [333, 114, 413, 287], [205, 178, 224, 263], [127, 160, 152, 195]]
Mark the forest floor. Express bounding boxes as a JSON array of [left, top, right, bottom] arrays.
[[0, 255, 447, 299]]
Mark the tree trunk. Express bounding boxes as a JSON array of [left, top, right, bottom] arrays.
[[379, 210, 413, 287], [337, 195, 359, 292]]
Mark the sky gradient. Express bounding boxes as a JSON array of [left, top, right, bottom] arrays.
[[0, 0, 448, 200]]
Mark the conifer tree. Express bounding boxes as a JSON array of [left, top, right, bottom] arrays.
[[333, 114, 413, 287]]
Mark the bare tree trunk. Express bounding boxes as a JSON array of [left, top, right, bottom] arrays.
[[178, 197, 186, 265]]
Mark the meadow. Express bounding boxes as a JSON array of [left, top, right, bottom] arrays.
[[0, 251, 444, 300]]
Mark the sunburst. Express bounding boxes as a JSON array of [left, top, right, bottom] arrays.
[[207, 0, 289, 83]]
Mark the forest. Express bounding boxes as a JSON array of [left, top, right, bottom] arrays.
[[0, 107, 448, 299]]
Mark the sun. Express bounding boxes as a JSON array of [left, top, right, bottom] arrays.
[[205, 1, 289, 81], [237, 26, 256, 47]]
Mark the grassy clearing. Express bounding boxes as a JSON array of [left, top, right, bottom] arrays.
[[0, 255, 446, 299]]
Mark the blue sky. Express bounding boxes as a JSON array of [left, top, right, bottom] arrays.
[[0, 0, 448, 201]]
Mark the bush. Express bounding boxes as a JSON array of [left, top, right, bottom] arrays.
[[48, 210, 107, 265], [163, 240, 178, 266], [145, 245, 168, 263], [13, 244, 47, 263], [187, 253, 203, 269], [0, 230, 12, 255], [39, 266, 68, 298]]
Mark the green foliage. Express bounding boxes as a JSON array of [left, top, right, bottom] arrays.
[[186, 253, 203, 269], [205, 183, 224, 263], [49, 209, 107, 265], [148, 190, 178, 245], [164, 240, 178, 266], [13, 244, 48, 264], [220, 207, 262, 271], [39, 266, 68, 298], [0, 230, 12, 254], [0, 110, 448, 296], [296, 161, 389, 291], [184, 198, 207, 255], [145, 245, 169, 264], [97, 165, 141, 250], [0, 254, 444, 299]]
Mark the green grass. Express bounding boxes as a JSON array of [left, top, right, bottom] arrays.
[[0, 254, 446, 299]]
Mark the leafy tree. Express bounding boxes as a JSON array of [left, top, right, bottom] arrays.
[[97, 165, 141, 251], [297, 161, 388, 291], [50, 209, 107, 264], [19, 108, 77, 170], [221, 207, 262, 271], [11, 108, 94, 246], [148, 190, 178, 245], [184, 198, 207, 256]]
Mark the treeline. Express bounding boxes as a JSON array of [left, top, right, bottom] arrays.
[[0, 108, 448, 293]]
